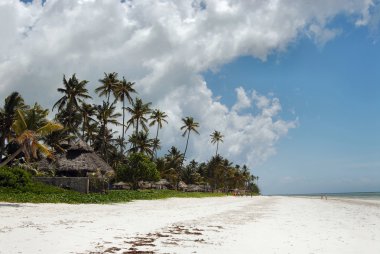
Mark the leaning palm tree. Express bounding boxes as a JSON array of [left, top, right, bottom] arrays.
[[113, 77, 136, 154], [149, 109, 168, 157], [180, 116, 199, 161], [53, 74, 91, 134], [210, 130, 224, 156], [126, 98, 152, 136], [95, 72, 119, 104], [0, 107, 63, 167]]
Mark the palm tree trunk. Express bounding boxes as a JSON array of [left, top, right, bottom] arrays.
[[121, 99, 125, 155], [183, 131, 190, 161], [152, 124, 159, 159], [216, 142, 219, 156], [82, 116, 86, 139], [0, 139, 5, 162], [0, 147, 23, 167]]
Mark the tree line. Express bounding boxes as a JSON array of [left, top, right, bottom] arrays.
[[0, 72, 259, 193]]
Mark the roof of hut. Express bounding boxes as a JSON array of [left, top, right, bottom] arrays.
[[178, 181, 188, 188], [37, 139, 113, 175], [155, 179, 170, 185]]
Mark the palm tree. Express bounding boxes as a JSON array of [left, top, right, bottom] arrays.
[[210, 130, 224, 156], [0, 107, 63, 167], [126, 98, 152, 137], [128, 131, 154, 156], [113, 77, 136, 154], [180, 116, 199, 161], [0, 92, 26, 160], [149, 109, 168, 157], [94, 101, 121, 162], [95, 72, 119, 104], [53, 74, 91, 134], [80, 103, 95, 139], [165, 146, 184, 168]]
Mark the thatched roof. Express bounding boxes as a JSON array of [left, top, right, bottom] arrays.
[[178, 181, 188, 188], [155, 179, 170, 185], [37, 139, 113, 176]]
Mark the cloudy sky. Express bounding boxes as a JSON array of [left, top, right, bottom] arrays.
[[1, 0, 379, 194]]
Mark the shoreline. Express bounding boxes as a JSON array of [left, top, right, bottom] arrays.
[[1, 196, 379, 253]]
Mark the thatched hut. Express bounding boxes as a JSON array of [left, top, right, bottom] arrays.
[[37, 140, 114, 177]]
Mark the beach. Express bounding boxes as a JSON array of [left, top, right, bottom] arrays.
[[1, 196, 379, 254]]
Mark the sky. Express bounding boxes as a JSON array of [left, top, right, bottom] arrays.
[[0, 0, 379, 194]]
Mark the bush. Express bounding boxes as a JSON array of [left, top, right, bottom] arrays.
[[0, 166, 32, 189], [116, 153, 160, 189]]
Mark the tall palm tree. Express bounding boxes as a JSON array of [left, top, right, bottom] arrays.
[[149, 109, 168, 157], [95, 72, 119, 104], [0, 92, 26, 160], [180, 116, 199, 161], [53, 74, 91, 134], [94, 101, 121, 163], [210, 130, 224, 156], [0, 107, 63, 167], [126, 98, 152, 137], [80, 102, 95, 139], [113, 77, 136, 154]]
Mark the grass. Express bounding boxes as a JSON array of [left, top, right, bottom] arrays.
[[0, 182, 225, 204]]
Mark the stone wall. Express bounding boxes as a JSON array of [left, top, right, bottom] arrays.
[[34, 177, 89, 194]]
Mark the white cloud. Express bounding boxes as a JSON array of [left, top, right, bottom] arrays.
[[0, 0, 375, 168], [232, 87, 251, 112]]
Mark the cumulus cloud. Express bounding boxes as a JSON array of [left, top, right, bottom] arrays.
[[0, 0, 375, 168]]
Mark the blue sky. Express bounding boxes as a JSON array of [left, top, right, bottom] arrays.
[[204, 20, 380, 194], [2, 1, 379, 195]]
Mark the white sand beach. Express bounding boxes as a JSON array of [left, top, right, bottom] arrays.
[[1, 196, 380, 254]]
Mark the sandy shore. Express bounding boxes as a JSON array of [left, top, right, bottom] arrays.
[[1, 196, 380, 253]]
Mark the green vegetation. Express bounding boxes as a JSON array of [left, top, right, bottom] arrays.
[[0, 72, 260, 198], [0, 182, 225, 204], [116, 153, 160, 189], [0, 166, 31, 189]]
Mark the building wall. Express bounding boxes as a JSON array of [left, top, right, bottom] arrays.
[[34, 177, 89, 194]]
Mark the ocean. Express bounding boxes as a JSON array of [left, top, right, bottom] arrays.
[[287, 192, 380, 201]]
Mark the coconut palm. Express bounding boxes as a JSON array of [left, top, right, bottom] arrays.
[[53, 74, 91, 134], [113, 77, 136, 154], [149, 109, 168, 157], [210, 130, 224, 156], [0, 92, 27, 160], [151, 138, 161, 159], [0, 106, 63, 167], [128, 131, 154, 156], [80, 102, 96, 139], [180, 116, 199, 161], [94, 101, 121, 162], [126, 98, 152, 136], [95, 72, 119, 104]]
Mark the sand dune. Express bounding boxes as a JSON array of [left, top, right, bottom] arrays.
[[1, 196, 379, 253]]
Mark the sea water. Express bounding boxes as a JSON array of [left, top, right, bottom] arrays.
[[290, 192, 380, 201]]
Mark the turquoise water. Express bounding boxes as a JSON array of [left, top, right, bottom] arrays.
[[288, 192, 380, 200]]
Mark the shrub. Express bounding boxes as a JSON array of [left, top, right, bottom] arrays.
[[116, 153, 160, 189], [0, 166, 32, 189]]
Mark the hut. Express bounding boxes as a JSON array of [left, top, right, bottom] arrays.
[[178, 181, 188, 191], [37, 139, 114, 177], [155, 179, 170, 189]]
